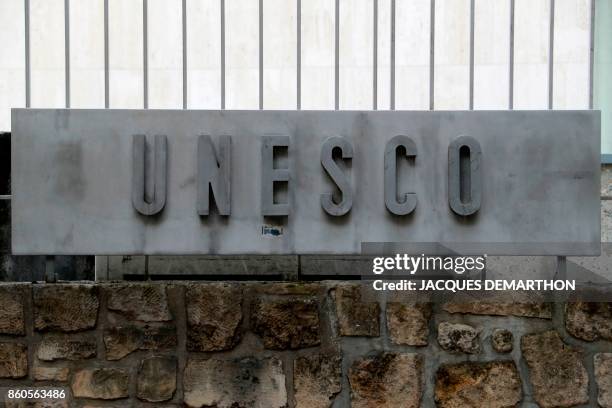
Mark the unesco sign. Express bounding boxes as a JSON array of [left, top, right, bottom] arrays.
[[11, 110, 600, 255]]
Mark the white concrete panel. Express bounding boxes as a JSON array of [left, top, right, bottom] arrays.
[[226, 0, 259, 109], [30, 0, 65, 108], [376, 0, 391, 110], [395, 0, 430, 110], [108, 0, 143, 108], [186, 0, 221, 109], [301, 0, 335, 109], [553, 0, 590, 109], [514, 0, 550, 109], [263, 0, 297, 109], [434, 0, 470, 110], [69, 0, 105, 108], [339, 0, 373, 109], [148, 0, 183, 108], [0, 0, 25, 131], [474, 0, 510, 109]]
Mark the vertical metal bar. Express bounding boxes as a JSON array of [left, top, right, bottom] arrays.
[[25, 0, 30, 108], [429, 0, 435, 110], [65, 0, 70, 108], [297, 0, 301, 110], [548, 0, 555, 110], [143, 0, 148, 109], [334, 0, 339, 110], [390, 0, 395, 110], [589, 0, 595, 109], [220, 0, 225, 109], [469, 0, 475, 110], [509, 0, 514, 109], [373, 0, 377, 110], [104, 0, 109, 108], [259, 0, 263, 110], [182, 0, 187, 109]]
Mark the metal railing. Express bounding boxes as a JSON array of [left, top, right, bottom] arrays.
[[19, 0, 595, 111]]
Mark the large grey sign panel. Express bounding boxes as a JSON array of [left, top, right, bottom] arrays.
[[11, 109, 600, 255]]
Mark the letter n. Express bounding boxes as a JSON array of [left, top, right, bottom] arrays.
[[197, 135, 231, 216]]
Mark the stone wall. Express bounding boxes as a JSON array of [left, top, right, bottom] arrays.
[[0, 281, 611, 407]]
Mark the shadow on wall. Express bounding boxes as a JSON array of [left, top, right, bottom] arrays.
[[0, 132, 94, 282]]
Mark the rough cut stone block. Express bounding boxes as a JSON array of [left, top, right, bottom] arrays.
[[604, 200, 612, 242], [491, 329, 513, 353], [0, 342, 28, 378], [33, 284, 99, 332], [437, 322, 480, 354], [0, 285, 26, 335], [251, 298, 320, 349], [443, 301, 552, 319], [565, 302, 612, 341], [349, 353, 422, 408], [137, 356, 177, 402], [596, 353, 612, 408], [333, 285, 380, 337], [103, 325, 177, 360], [6, 401, 70, 408], [183, 357, 286, 408], [33, 365, 70, 381], [103, 326, 140, 360], [107, 283, 171, 322], [521, 330, 588, 407], [254, 282, 321, 296], [434, 361, 522, 408], [186, 283, 242, 352], [294, 351, 342, 408], [386, 302, 431, 346], [37, 335, 96, 361], [71, 368, 129, 400]]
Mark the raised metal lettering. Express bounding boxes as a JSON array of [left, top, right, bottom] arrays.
[[448, 135, 482, 216], [384, 135, 417, 215], [321, 136, 353, 216], [132, 134, 167, 215]]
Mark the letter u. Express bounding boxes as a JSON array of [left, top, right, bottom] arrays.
[[132, 134, 167, 215]]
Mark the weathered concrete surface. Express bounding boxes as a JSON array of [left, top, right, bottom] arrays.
[[11, 110, 600, 255]]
